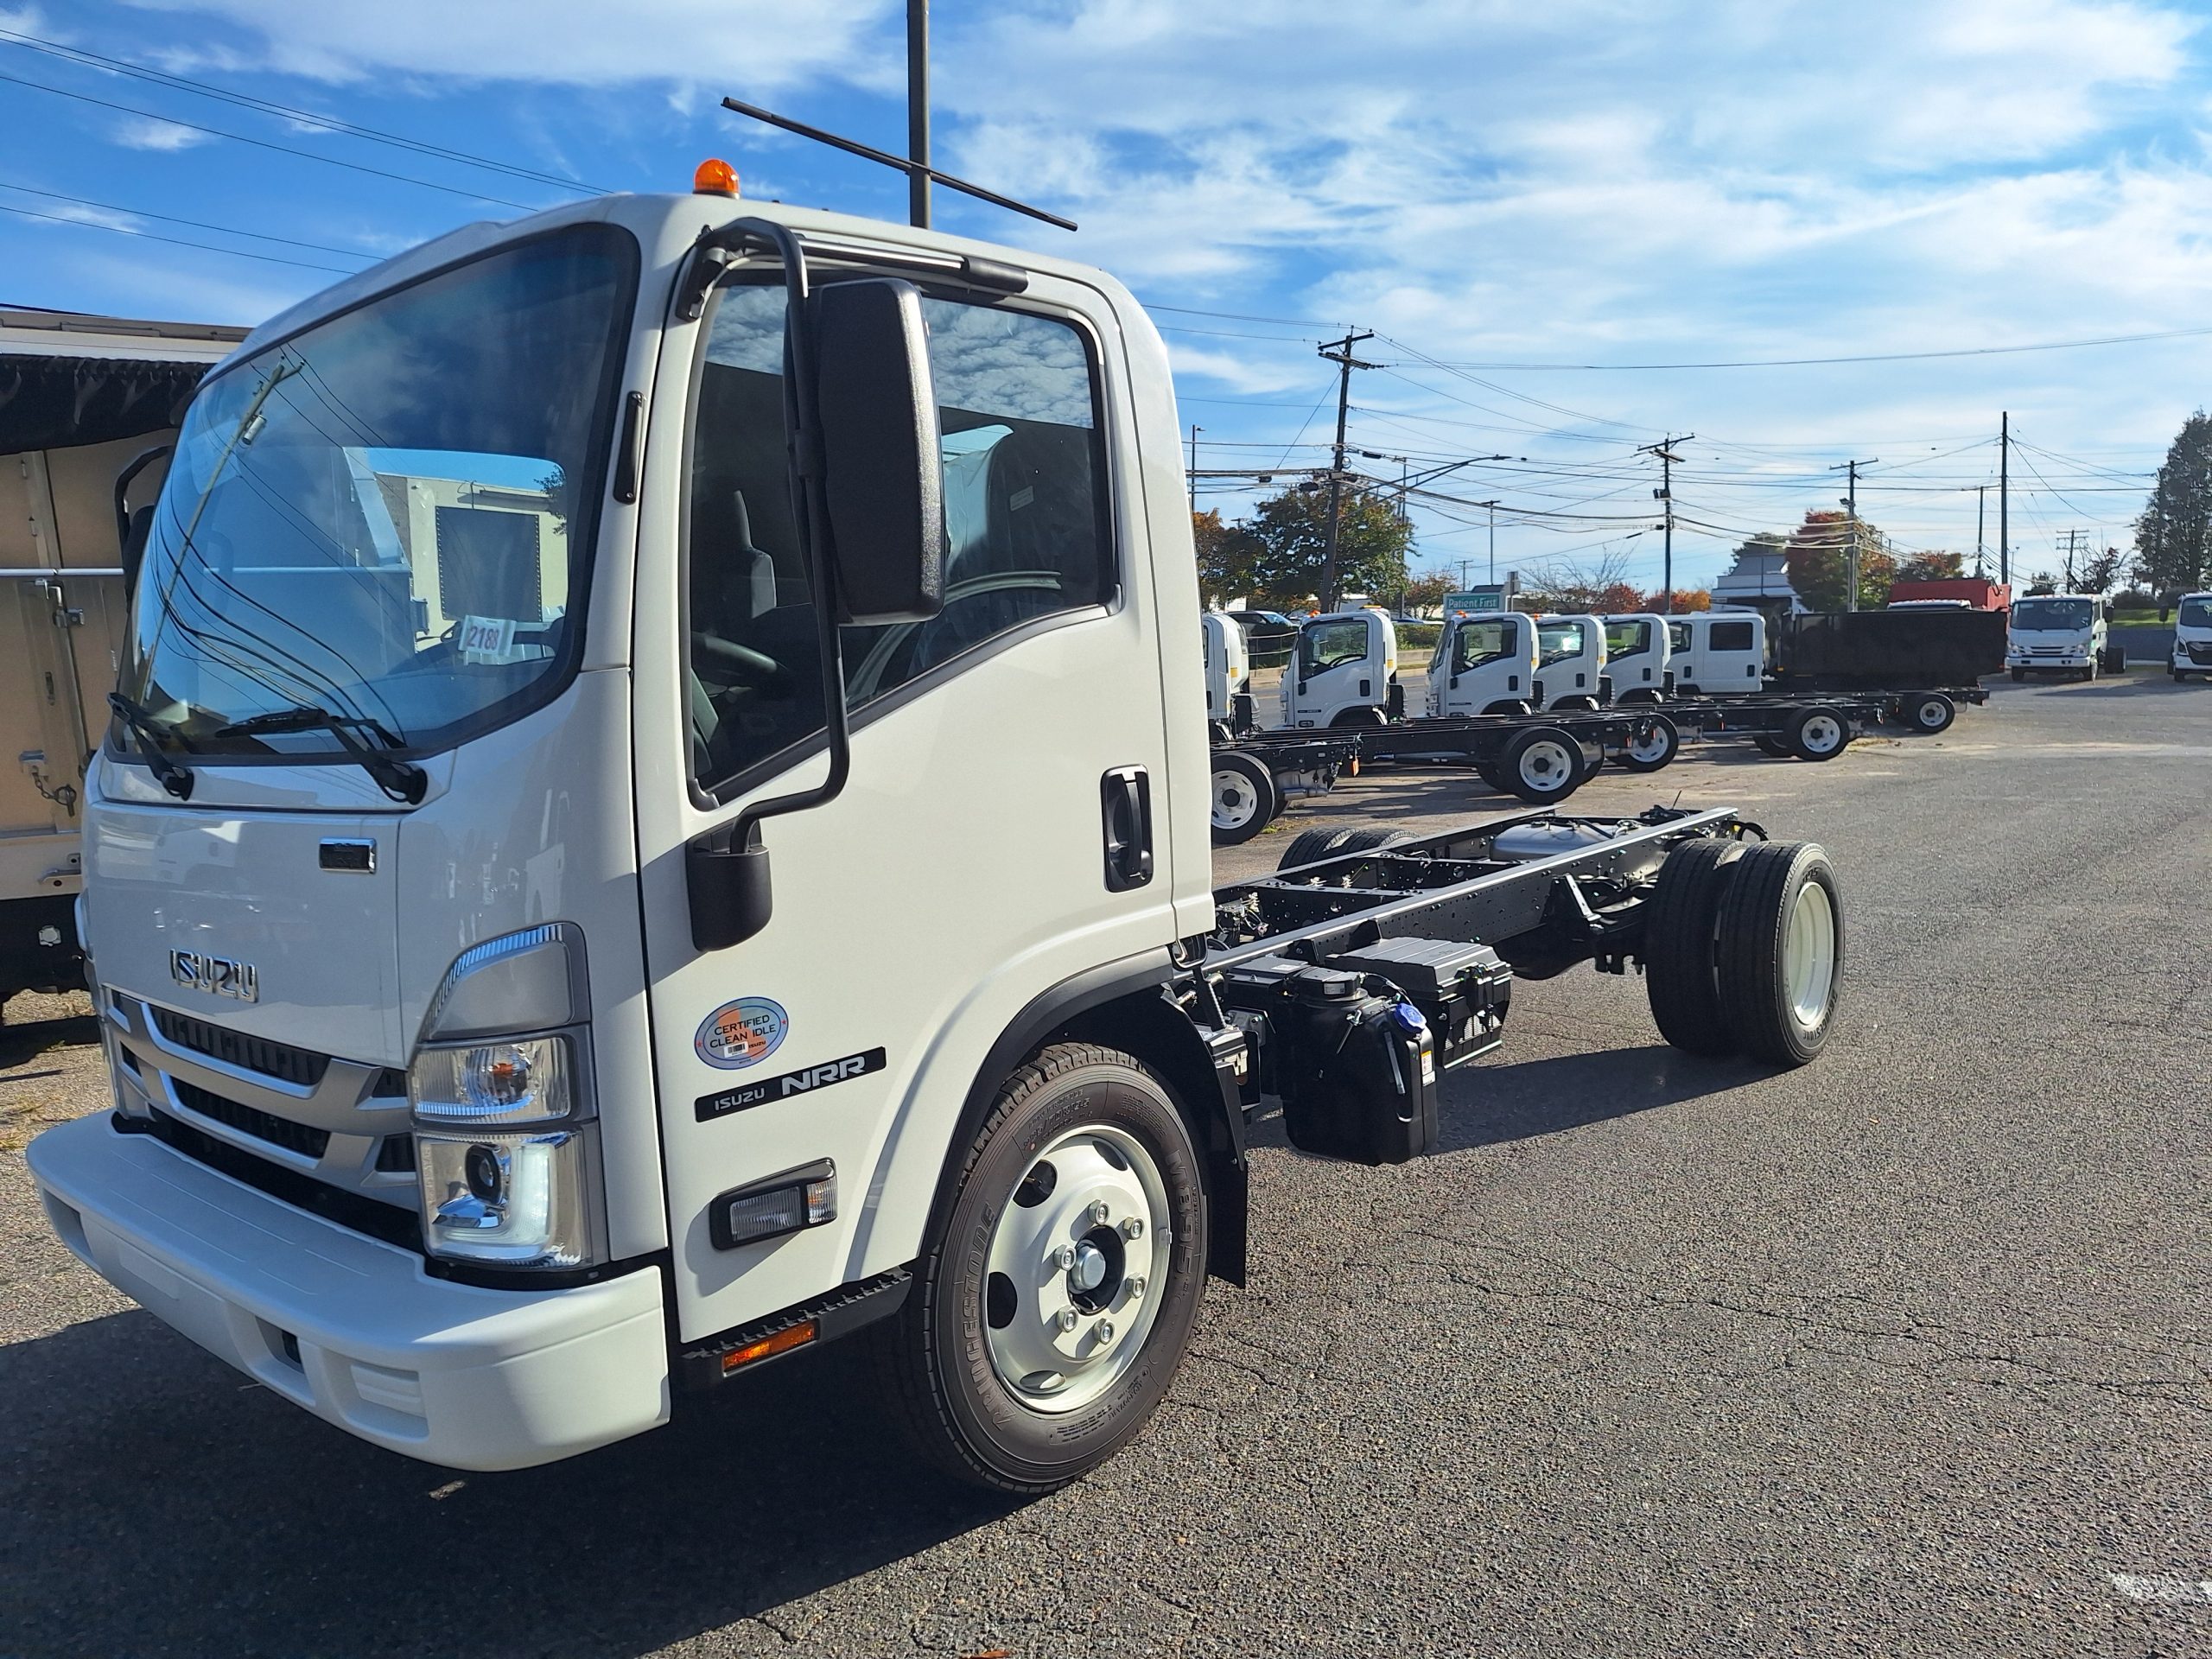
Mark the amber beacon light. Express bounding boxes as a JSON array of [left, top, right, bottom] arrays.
[[693, 157, 741, 197]]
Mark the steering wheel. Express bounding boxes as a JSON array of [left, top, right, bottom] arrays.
[[692, 632, 790, 691]]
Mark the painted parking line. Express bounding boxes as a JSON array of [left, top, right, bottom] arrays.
[[2110, 1573, 2212, 1603]]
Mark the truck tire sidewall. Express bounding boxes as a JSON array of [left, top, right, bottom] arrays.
[[1910, 694, 1955, 733], [1505, 727, 1582, 804], [1715, 842, 1843, 1067], [1210, 754, 1278, 844], [1788, 707, 1850, 760], [926, 1052, 1207, 1491], [1617, 714, 1679, 772]]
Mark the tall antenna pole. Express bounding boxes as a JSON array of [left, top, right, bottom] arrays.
[[1318, 329, 1375, 612], [906, 0, 930, 228], [1999, 411, 2010, 588], [1187, 423, 1200, 513]]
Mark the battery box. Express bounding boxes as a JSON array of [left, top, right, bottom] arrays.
[[1325, 937, 1511, 1069]]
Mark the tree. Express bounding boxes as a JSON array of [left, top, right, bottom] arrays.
[[1518, 547, 1639, 613], [2063, 543, 2124, 594], [1233, 484, 1413, 611], [2133, 412, 2212, 599], [1643, 588, 1711, 613], [1402, 570, 1453, 614], [1784, 509, 1898, 611], [2024, 571, 2059, 596], [1192, 509, 1263, 608], [1895, 550, 1963, 582]]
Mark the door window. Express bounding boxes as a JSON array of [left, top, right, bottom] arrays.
[[1451, 620, 1511, 673], [1668, 620, 1691, 652], [1708, 620, 1756, 652], [1605, 620, 1650, 658], [685, 281, 1109, 793], [1300, 620, 1369, 676]]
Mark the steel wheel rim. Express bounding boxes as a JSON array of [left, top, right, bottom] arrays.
[[1519, 740, 1573, 789], [1212, 768, 1259, 829], [1802, 714, 1843, 753], [1785, 880, 1837, 1027], [1917, 699, 1945, 728], [982, 1123, 1169, 1415], [1628, 725, 1672, 764]]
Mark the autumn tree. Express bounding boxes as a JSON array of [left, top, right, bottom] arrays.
[[1231, 485, 1414, 611], [2133, 412, 2212, 598], [1402, 570, 1453, 614], [1895, 551, 1964, 582], [1192, 509, 1263, 607], [1785, 509, 1898, 611], [1643, 588, 1712, 613]]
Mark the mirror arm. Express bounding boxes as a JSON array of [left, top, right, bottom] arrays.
[[683, 216, 855, 952]]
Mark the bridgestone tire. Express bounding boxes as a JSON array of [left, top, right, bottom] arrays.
[[1614, 712, 1681, 773], [1787, 706, 1852, 762], [880, 1043, 1208, 1495], [1210, 753, 1279, 846], [1503, 725, 1586, 804], [1713, 842, 1844, 1067], [1905, 692, 1955, 734], [1643, 837, 1746, 1056]]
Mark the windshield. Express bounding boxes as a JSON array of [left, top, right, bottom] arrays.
[[2012, 599, 2093, 631], [117, 225, 636, 760], [1537, 620, 1586, 667], [2179, 599, 2212, 630], [1605, 620, 1651, 658]]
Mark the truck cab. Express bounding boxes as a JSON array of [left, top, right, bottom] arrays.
[[2171, 592, 2212, 682], [1601, 613, 1672, 702], [1203, 610, 1252, 731], [2007, 594, 2108, 681], [1667, 611, 1767, 695], [1279, 607, 1398, 728], [1532, 613, 1605, 710], [1424, 610, 1536, 717]]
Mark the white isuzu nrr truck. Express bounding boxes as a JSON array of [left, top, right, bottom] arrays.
[[27, 181, 1847, 1491]]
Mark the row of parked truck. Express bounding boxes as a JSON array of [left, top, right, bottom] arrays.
[[1201, 602, 1997, 841]]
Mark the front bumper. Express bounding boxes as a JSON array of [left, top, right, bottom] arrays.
[[29, 1113, 669, 1471], [2009, 653, 2089, 669]]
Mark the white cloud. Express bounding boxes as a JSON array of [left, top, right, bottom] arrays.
[[111, 114, 215, 150]]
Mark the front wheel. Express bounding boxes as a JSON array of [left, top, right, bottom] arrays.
[[881, 1044, 1208, 1494], [1905, 692, 1956, 734], [1787, 706, 1852, 761], [1209, 752, 1279, 845], [1502, 725, 1586, 804], [1615, 713, 1681, 772]]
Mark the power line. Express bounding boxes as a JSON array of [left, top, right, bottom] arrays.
[[0, 26, 603, 194], [0, 69, 543, 210], [1403, 326, 2212, 372], [0, 178, 377, 260], [0, 200, 359, 272]]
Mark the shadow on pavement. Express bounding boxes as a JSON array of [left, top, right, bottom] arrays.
[[0, 1009, 100, 1071], [1440, 1041, 1769, 1149], [3, 1307, 1014, 1656]]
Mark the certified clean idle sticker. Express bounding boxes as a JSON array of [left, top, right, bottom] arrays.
[[695, 996, 789, 1069]]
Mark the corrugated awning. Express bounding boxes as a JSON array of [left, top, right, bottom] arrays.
[[0, 353, 211, 454]]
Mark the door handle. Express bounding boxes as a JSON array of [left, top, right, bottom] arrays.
[[1100, 766, 1154, 892]]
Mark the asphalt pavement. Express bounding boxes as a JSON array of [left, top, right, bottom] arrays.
[[3, 674, 2209, 1657]]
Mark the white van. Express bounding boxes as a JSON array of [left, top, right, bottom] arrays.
[[2007, 594, 2107, 681], [2171, 592, 2212, 682], [1601, 613, 1672, 702], [1667, 611, 1767, 695], [1202, 611, 1251, 730]]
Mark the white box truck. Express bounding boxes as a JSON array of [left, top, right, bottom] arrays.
[[0, 308, 245, 1012], [2171, 592, 2211, 682], [27, 181, 1846, 1491]]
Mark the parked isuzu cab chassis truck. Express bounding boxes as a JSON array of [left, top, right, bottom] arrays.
[[28, 181, 1847, 1491]]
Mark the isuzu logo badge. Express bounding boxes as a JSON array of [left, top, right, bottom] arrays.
[[170, 950, 258, 1003]]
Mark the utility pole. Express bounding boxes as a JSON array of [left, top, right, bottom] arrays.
[[1975, 485, 1986, 575], [1469, 500, 1501, 582], [1187, 424, 1200, 513], [906, 0, 930, 228], [1999, 411, 2009, 588], [1830, 456, 1878, 609], [1318, 329, 1376, 611], [1638, 435, 1692, 611]]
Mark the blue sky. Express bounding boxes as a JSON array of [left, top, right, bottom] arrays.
[[3, 0, 2207, 593]]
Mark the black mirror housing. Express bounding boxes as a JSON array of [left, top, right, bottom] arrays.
[[810, 278, 945, 626]]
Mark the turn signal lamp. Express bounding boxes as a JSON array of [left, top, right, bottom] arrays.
[[694, 157, 740, 197]]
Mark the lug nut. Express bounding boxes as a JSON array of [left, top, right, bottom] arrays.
[[1120, 1216, 1144, 1240], [1094, 1320, 1115, 1344], [1125, 1276, 1145, 1300], [1088, 1200, 1111, 1226], [1053, 1244, 1076, 1270], [1057, 1308, 1078, 1332]]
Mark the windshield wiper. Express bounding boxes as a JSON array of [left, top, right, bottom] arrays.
[[106, 692, 196, 801], [210, 705, 428, 805]]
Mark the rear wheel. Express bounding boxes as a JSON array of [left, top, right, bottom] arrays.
[[1274, 824, 1402, 871], [1615, 713, 1681, 772], [1643, 837, 1745, 1055], [1474, 760, 1511, 793], [1904, 691, 1955, 734], [1787, 706, 1852, 761], [1209, 753, 1279, 845], [1752, 733, 1792, 758], [2011, 668, 2026, 683], [1714, 842, 1843, 1066], [881, 1043, 1208, 1494], [1503, 726, 1586, 804]]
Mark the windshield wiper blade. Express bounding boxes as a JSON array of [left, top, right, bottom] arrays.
[[106, 692, 195, 801], [210, 704, 428, 805]]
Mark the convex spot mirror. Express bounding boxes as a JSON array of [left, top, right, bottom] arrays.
[[810, 277, 946, 626]]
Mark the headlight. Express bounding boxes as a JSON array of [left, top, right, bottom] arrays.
[[409, 925, 605, 1272]]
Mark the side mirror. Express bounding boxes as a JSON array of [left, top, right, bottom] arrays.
[[810, 278, 945, 626], [113, 443, 172, 599]]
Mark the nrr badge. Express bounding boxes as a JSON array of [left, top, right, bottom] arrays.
[[696, 996, 789, 1069]]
